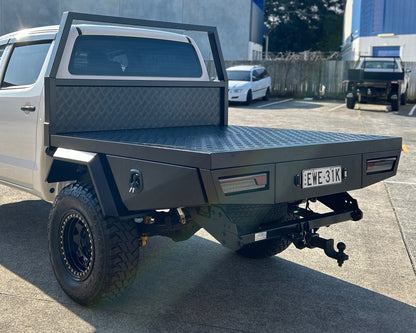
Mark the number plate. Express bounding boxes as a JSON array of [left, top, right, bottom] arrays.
[[302, 166, 342, 188]]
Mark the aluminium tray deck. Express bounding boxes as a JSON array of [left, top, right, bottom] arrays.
[[50, 125, 402, 169]]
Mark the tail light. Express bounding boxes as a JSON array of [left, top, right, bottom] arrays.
[[219, 173, 268, 195], [366, 157, 397, 174]]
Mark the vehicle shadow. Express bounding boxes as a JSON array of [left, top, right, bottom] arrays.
[[354, 106, 390, 113], [230, 99, 325, 110], [0, 199, 415, 332], [354, 104, 416, 118], [289, 100, 325, 110]]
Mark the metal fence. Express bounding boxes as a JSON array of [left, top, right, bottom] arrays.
[[207, 60, 416, 101]]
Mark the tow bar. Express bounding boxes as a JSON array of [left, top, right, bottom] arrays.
[[240, 192, 362, 266], [294, 232, 349, 267], [189, 192, 362, 266]]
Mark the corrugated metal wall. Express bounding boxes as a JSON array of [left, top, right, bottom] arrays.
[[384, 0, 416, 35], [359, 0, 416, 37], [350, 0, 362, 39]]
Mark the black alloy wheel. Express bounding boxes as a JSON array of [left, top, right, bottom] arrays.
[[60, 211, 94, 280]]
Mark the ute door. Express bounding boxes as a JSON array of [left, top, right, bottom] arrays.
[[0, 41, 51, 188]]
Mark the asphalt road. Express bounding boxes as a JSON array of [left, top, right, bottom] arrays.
[[0, 99, 415, 332]]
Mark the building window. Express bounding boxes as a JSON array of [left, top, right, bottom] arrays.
[[372, 0, 385, 32]]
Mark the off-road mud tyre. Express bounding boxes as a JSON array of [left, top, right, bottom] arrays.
[[346, 96, 355, 109], [48, 183, 140, 306], [236, 236, 292, 259], [391, 98, 399, 111], [400, 91, 407, 105]]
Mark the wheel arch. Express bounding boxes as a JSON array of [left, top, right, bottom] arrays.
[[47, 148, 122, 217], [245, 89, 253, 105]]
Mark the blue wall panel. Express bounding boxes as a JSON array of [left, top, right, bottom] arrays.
[[359, 0, 373, 36], [372, 0, 385, 32], [351, 0, 362, 39], [358, 0, 416, 37], [384, 0, 416, 35], [252, 0, 264, 10], [250, 0, 265, 43]]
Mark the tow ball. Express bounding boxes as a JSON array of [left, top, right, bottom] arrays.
[[294, 233, 349, 267]]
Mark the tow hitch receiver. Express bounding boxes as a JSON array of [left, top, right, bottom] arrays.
[[294, 233, 349, 267]]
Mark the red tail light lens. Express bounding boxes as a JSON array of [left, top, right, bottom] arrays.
[[366, 157, 397, 174], [219, 173, 268, 195]]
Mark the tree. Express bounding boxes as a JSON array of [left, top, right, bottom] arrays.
[[264, 0, 345, 53]]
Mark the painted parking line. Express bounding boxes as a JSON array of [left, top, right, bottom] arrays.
[[257, 98, 293, 109], [408, 104, 416, 116], [385, 180, 416, 186], [328, 104, 346, 112]]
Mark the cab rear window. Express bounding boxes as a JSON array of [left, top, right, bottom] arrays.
[[362, 61, 398, 70], [68, 35, 203, 78]]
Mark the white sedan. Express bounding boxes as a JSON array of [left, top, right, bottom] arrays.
[[227, 65, 271, 105]]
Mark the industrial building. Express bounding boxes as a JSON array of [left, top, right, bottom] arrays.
[[0, 0, 265, 61], [342, 0, 416, 61]]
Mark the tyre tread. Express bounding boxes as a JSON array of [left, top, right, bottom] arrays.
[[48, 183, 140, 305]]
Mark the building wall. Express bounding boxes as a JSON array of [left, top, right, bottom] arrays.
[[342, 0, 353, 43], [360, 0, 416, 37], [0, 0, 261, 60], [250, 0, 264, 45], [345, 34, 416, 61], [182, 0, 252, 60], [343, 0, 416, 61]]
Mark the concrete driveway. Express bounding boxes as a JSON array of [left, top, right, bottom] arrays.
[[0, 99, 415, 332]]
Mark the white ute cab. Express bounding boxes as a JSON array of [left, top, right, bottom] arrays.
[[227, 65, 271, 105]]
